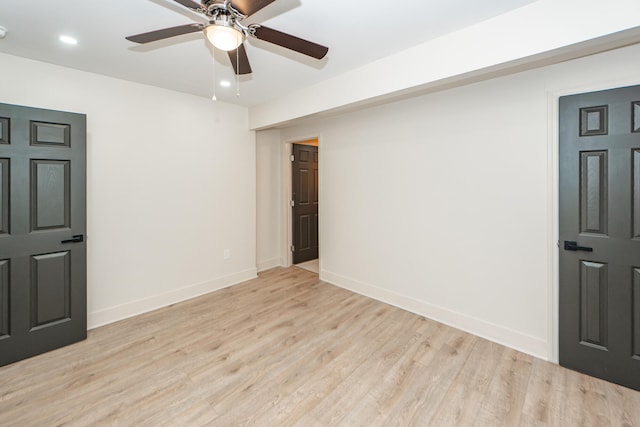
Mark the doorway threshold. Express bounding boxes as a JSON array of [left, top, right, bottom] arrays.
[[295, 259, 319, 274]]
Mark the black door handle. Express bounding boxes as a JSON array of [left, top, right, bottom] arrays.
[[564, 240, 593, 252], [61, 234, 84, 244]]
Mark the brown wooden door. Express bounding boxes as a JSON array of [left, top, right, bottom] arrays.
[[292, 144, 318, 264], [559, 85, 640, 390], [0, 103, 87, 367]]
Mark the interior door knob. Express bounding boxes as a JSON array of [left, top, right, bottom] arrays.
[[563, 240, 593, 252], [61, 234, 84, 244]]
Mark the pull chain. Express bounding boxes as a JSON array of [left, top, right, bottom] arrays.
[[236, 32, 241, 97], [212, 48, 217, 101]]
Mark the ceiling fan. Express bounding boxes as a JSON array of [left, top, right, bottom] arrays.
[[126, 0, 329, 75]]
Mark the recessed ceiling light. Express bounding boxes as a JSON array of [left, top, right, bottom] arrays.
[[220, 80, 231, 88], [59, 35, 78, 45]]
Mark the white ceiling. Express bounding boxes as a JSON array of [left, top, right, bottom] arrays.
[[0, 0, 536, 107]]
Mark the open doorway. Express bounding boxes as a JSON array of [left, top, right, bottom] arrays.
[[290, 139, 318, 274]]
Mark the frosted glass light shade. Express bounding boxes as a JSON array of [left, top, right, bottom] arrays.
[[205, 25, 243, 51]]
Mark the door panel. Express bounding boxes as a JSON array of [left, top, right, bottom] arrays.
[[559, 85, 640, 390], [0, 158, 8, 234], [634, 268, 640, 358], [634, 149, 640, 238], [299, 215, 310, 251], [0, 103, 86, 367], [30, 122, 70, 147], [31, 160, 70, 230], [292, 143, 318, 264], [0, 259, 8, 338], [31, 251, 71, 328], [299, 169, 310, 204], [579, 261, 607, 348], [0, 117, 8, 144], [579, 151, 607, 234]]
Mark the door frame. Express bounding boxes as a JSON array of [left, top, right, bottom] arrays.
[[549, 76, 640, 363], [283, 135, 321, 269]]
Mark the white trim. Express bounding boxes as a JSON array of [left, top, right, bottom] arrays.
[[548, 76, 640, 364], [257, 257, 284, 272], [88, 268, 257, 329], [318, 135, 323, 272], [283, 141, 293, 267], [321, 270, 548, 360], [547, 90, 560, 363]]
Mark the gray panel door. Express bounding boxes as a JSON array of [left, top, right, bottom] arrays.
[[0, 103, 86, 367], [559, 85, 640, 390], [292, 144, 318, 264]]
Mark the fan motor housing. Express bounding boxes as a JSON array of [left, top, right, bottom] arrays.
[[203, 0, 244, 19], [213, 12, 235, 26]]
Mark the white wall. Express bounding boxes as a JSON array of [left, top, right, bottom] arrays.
[[249, 0, 640, 129], [256, 129, 284, 271], [0, 53, 256, 328], [263, 43, 640, 360]]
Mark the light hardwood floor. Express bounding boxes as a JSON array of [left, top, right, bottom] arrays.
[[1, 267, 639, 426], [295, 258, 319, 274]]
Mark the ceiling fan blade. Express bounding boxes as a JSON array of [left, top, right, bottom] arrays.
[[230, 0, 276, 17], [251, 25, 328, 59], [227, 44, 252, 75], [172, 0, 203, 10], [126, 23, 203, 44]]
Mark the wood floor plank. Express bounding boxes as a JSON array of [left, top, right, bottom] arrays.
[[323, 319, 449, 427], [473, 348, 533, 426], [303, 313, 437, 426], [378, 329, 479, 426], [428, 338, 505, 425], [257, 307, 419, 426], [210, 299, 399, 425], [521, 357, 568, 426], [1, 267, 639, 426]]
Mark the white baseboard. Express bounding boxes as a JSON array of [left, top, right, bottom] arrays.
[[320, 270, 549, 361], [257, 257, 284, 272], [88, 268, 258, 329]]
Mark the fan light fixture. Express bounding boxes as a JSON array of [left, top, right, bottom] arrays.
[[205, 24, 243, 51]]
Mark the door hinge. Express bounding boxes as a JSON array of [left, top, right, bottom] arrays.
[[291, 245, 295, 252], [290, 200, 295, 207], [290, 154, 295, 162]]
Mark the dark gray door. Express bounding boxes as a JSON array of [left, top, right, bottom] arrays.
[[559, 85, 640, 390], [292, 144, 318, 264], [0, 103, 86, 367]]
